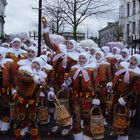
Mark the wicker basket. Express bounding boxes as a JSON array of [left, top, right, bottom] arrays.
[[54, 96, 71, 126], [112, 104, 130, 135], [90, 106, 105, 139], [37, 106, 49, 124], [57, 90, 69, 110], [37, 99, 49, 124]]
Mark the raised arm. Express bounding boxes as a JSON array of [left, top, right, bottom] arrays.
[[42, 17, 58, 52]]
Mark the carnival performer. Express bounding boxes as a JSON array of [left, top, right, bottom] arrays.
[[12, 57, 47, 140], [6, 37, 27, 84], [105, 46, 121, 77], [31, 40, 38, 48], [62, 52, 99, 140], [0, 49, 13, 133], [101, 46, 110, 57], [17, 46, 38, 67], [39, 55, 53, 86], [31, 57, 47, 86], [38, 55, 54, 129], [112, 47, 121, 60], [2, 42, 10, 49], [8, 37, 27, 57], [107, 54, 140, 140], [41, 17, 78, 92], [95, 51, 111, 120], [115, 48, 131, 69]]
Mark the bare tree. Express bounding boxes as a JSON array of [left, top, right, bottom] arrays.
[[43, 0, 117, 40], [43, 0, 66, 34], [114, 24, 123, 41], [63, 0, 116, 40]]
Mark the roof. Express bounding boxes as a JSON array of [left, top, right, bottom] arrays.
[[98, 21, 118, 32]]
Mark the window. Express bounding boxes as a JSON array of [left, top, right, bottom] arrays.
[[127, 24, 129, 38], [132, 22, 136, 34], [119, 5, 123, 18], [127, 3, 130, 16], [110, 31, 112, 36], [107, 32, 109, 38], [133, 0, 136, 14]]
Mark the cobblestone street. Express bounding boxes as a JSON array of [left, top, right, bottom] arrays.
[[0, 123, 140, 140]]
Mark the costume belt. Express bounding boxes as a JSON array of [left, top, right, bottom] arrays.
[[73, 91, 94, 98], [0, 86, 11, 95], [13, 93, 36, 106]]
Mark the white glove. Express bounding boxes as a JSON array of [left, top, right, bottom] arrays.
[[92, 99, 100, 106], [62, 82, 68, 87], [118, 97, 126, 106], [49, 87, 54, 92], [106, 82, 113, 93], [106, 82, 113, 88], [64, 78, 72, 86], [11, 88, 17, 95], [48, 91, 55, 101], [61, 83, 68, 90], [33, 75, 40, 84], [40, 92, 45, 97]]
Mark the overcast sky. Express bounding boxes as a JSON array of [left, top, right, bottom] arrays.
[[5, 0, 119, 36], [5, 0, 38, 34]]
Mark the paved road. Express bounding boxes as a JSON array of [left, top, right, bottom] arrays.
[[1, 116, 140, 140], [0, 124, 140, 140]]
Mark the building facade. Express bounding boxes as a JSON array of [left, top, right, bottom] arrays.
[[60, 32, 85, 42], [119, 0, 140, 46], [0, 0, 7, 43], [98, 22, 120, 47]]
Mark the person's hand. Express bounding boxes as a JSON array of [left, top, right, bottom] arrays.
[[92, 99, 100, 106], [11, 88, 17, 95], [40, 80, 46, 87], [33, 75, 40, 84], [106, 82, 112, 88], [41, 16, 48, 29], [61, 83, 68, 91], [48, 91, 55, 101], [118, 97, 126, 106], [106, 82, 113, 93]]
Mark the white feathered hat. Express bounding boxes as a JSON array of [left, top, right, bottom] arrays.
[[19, 65, 33, 76], [28, 46, 38, 57], [32, 57, 45, 69], [79, 39, 98, 49], [12, 37, 21, 43]]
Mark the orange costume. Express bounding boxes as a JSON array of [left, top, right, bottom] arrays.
[[106, 56, 117, 78], [0, 59, 13, 133], [69, 62, 98, 139], [96, 61, 111, 118], [43, 32, 78, 91], [109, 61, 140, 138], [12, 66, 42, 140], [6, 51, 26, 84]]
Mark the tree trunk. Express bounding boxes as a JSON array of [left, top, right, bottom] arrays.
[[73, 26, 77, 41], [56, 20, 59, 34]]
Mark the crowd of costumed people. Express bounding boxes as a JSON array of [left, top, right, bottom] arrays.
[[0, 17, 140, 140]]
